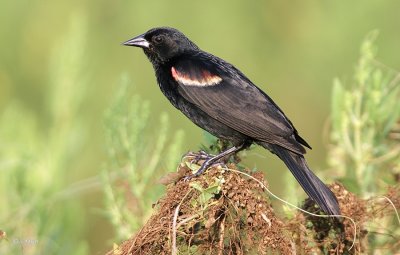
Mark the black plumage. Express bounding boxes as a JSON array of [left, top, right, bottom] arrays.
[[123, 27, 340, 216]]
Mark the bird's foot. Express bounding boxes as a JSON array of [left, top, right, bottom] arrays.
[[184, 150, 215, 165], [183, 159, 223, 181], [182, 145, 245, 181]]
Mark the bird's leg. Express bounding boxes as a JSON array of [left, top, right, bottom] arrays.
[[184, 143, 248, 181]]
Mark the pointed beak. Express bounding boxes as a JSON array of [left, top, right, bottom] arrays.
[[122, 34, 150, 48]]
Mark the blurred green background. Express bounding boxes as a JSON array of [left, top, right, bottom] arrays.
[[1, 0, 399, 254]]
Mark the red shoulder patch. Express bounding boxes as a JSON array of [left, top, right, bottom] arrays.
[[171, 67, 222, 86]]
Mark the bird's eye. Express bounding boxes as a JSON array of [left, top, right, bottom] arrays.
[[153, 36, 164, 44]]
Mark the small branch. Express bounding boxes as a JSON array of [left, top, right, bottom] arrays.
[[217, 215, 226, 255], [172, 189, 192, 255], [176, 214, 200, 229]]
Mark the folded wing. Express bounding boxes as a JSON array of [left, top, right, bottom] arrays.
[[172, 53, 308, 154]]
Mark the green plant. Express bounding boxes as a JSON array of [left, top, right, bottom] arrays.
[[328, 31, 400, 252], [103, 76, 185, 241], [329, 31, 400, 195], [0, 13, 90, 255]]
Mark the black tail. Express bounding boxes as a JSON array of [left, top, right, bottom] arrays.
[[268, 144, 340, 216]]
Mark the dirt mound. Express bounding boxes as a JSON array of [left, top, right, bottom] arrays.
[[106, 159, 400, 254]]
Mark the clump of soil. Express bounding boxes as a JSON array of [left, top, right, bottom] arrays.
[[106, 157, 400, 255], [300, 182, 368, 254]]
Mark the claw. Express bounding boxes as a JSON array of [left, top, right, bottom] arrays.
[[183, 161, 226, 182], [182, 144, 246, 181], [185, 150, 214, 158], [185, 150, 214, 165]]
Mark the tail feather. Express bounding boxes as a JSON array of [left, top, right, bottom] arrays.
[[269, 144, 340, 216]]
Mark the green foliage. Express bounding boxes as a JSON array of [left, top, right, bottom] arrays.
[[103, 76, 185, 241], [0, 13, 89, 255], [329, 31, 400, 195], [189, 178, 223, 209], [328, 32, 400, 251]]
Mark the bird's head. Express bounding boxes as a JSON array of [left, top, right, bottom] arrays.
[[123, 27, 199, 64]]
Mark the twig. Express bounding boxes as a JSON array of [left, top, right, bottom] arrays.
[[217, 215, 226, 255], [126, 226, 145, 254], [172, 189, 192, 255], [176, 214, 200, 229], [375, 196, 400, 225]]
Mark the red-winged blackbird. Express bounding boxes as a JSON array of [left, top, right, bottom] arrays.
[[123, 27, 340, 216]]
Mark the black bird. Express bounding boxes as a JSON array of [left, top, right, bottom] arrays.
[[123, 27, 340, 216]]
